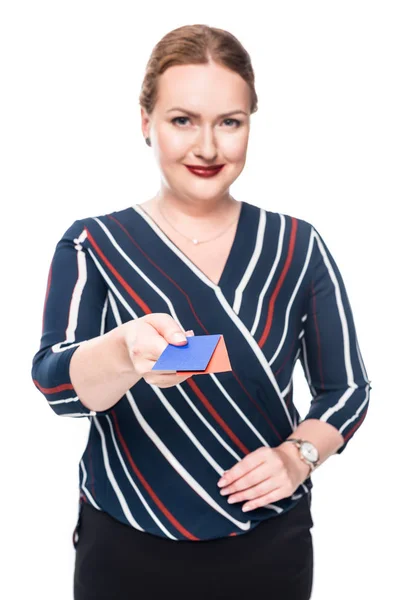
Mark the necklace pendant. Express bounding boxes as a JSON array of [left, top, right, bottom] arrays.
[[192, 239, 199, 245]]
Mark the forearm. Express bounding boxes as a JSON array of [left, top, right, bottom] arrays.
[[69, 323, 141, 413], [278, 419, 345, 478]]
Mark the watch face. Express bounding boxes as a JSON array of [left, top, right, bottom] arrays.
[[301, 442, 319, 463]]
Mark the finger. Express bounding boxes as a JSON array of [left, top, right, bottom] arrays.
[[225, 477, 280, 505], [219, 463, 273, 496], [146, 329, 193, 362], [145, 313, 189, 345], [242, 487, 286, 512], [218, 447, 268, 488]]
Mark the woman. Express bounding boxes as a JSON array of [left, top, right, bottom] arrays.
[[31, 24, 371, 600]]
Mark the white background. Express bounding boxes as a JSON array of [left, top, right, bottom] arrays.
[[1, 1, 399, 598]]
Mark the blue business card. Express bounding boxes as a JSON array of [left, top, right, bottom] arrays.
[[152, 334, 221, 371]]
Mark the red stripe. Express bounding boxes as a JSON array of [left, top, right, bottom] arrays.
[[284, 388, 293, 407], [41, 260, 53, 334], [274, 335, 297, 376], [33, 379, 74, 394], [311, 281, 325, 391], [84, 227, 152, 314], [107, 215, 209, 334], [343, 406, 368, 442], [231, 372, 282, 440], [187, 379, 250, 454], [259, 217, 298, 348], [111, 411, 199, 540]]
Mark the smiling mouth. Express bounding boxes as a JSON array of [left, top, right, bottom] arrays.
[[184, 165, 225, 170], [184, 165, 225, 177]]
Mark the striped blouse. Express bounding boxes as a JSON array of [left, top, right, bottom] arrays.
[[31, 200, 371, 541]]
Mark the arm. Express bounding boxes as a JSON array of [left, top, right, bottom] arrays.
[[31, 219, 139, 417], [282, 225, 371, 468], [216, 226, 372, 508]]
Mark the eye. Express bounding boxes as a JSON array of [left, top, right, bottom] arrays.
[[171, 116, 190, 126], [223, 118, 242, 128], [170, 117, 242, 128]]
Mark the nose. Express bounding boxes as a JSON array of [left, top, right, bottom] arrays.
[[193, 125, 218, 162]]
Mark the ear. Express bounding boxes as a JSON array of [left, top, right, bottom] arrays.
[[141, 107, 150, 139]]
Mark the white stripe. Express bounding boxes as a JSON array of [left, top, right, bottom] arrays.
[[104, 415, 177, 539], [92, 217, 185, 329], [49, 395, 80, 405], [65, 231, 88, 342], [92, 416, 145, 531], [251, 214, 286, 335], [87, 248, 139, 319], [233, 209, 266, 314], [298, 329, 305, 340], [175, 383, 242, 461], [215, 286, 295, 429], [269, 229, 315, 366], [60, 412, 96, 417], [108, 291, 251, 531], [209, 374, 271, 447], [320, 387, 356, 422], [338, 386, 370, 434], [301, 314, 308, 322], [51, 341, 84, 353], [314, 230, 355, 387], [282, 380, 293, 398], [301, 335, 317, 397], [151, 385, 229, 474], [133, 205, 218, 290], [80, 459, 101, 509], [51, 229, 88, 354], [100, 295, 109, 335], [293, 347, 301, 364]]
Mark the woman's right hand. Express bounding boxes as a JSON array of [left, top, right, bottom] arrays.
[[121, 313, 195, 388]]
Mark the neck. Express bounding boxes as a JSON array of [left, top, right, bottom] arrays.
[[154, 191, 236, 221]]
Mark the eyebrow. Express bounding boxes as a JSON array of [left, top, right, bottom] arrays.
[[166, 107, 248, 118]]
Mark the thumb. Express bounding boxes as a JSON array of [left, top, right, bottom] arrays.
[[144, 313, 189, 346]]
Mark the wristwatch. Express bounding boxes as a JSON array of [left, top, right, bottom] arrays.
[[283, 438, 320, 474]]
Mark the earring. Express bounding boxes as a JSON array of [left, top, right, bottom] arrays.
[[145, 137, 151, 147]]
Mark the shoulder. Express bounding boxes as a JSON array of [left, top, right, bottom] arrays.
[[60, 206, 135, 241], [250, 203, 316, 239]]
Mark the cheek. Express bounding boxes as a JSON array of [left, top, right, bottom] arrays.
[[158, 126, 188, 158], [220, 134, 249, 162]]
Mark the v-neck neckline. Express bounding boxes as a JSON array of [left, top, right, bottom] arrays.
[[131, 200, 249, 290]]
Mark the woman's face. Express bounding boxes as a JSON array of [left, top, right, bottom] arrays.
[[141, 61, 251, 205]]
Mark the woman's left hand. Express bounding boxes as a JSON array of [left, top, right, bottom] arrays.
[[217, 444, 311, 512]]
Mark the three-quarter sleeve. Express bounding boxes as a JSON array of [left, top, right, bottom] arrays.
[[31, 219, 108, 418], [298, 226, 371, 453]]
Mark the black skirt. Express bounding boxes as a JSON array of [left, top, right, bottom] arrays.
[[73, 493, 314, 600]]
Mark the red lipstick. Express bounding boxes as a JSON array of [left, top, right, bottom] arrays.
[[185, 165, 224, 177]]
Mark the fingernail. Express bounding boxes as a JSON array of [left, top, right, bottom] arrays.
[[172, 332, 187, 343], [217, 478, 227, 487]]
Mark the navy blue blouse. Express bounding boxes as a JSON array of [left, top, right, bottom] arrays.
[[31, 200, 371, 541]]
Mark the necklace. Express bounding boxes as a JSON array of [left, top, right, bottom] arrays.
[[156, 198, 241, 245]]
